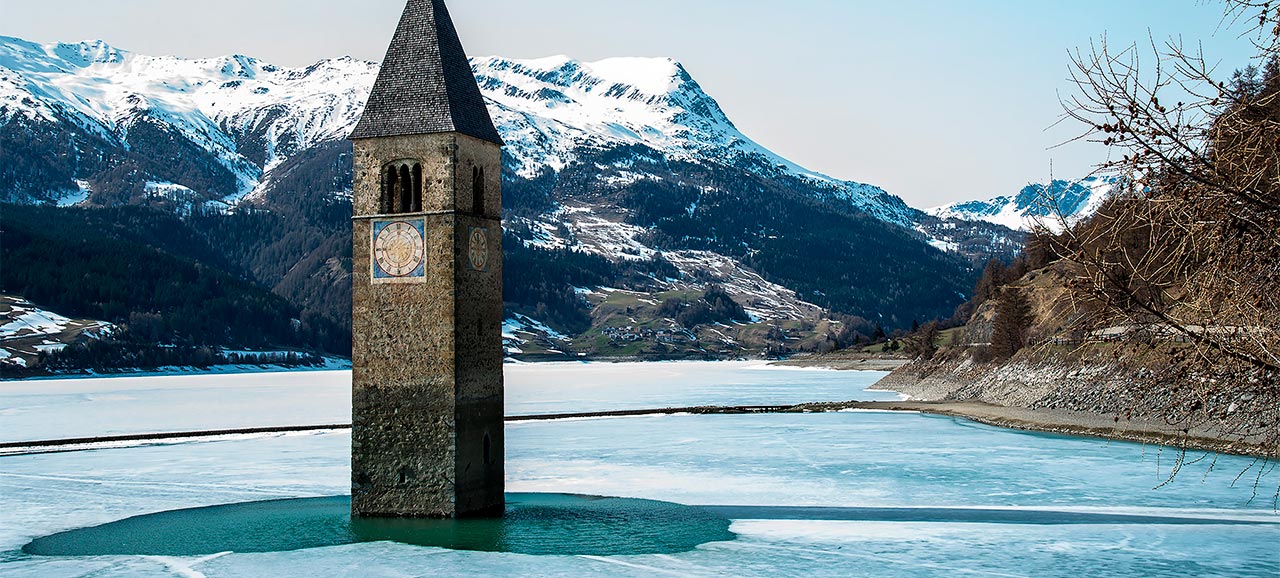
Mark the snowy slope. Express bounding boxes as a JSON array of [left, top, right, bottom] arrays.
[[926, 177, 1121, 232], [0, 36, 915, 224], [0, 295, 115, 370], [472, 55, 916, 225], [0, 36, 376, 203]]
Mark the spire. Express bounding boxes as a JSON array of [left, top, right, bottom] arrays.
[[350, 0, 503, 145]]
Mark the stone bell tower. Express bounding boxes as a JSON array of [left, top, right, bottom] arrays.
[[348, 0, 504, 518]]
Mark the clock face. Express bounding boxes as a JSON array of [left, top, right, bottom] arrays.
[[468, 227, 489, 272], [372, 219, 426, 282]]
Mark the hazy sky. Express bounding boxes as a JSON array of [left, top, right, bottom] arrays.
[[1, 0, 1262, 207]]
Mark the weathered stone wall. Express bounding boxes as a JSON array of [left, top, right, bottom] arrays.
[[451, 134, 504, 517], [350, 132, 504, 518]]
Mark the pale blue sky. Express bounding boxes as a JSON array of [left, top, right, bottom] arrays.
[[1, 0, 1261, 207]]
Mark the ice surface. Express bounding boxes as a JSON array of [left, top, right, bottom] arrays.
[[504, 360, 900, 415], [0, 371, 352, 443], [0, 361, 894, 442], [1, 363, 1276, 577]]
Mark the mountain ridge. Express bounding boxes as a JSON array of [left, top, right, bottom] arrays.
[[1, 35, 1017, 366], [926, 177, 1120, 232], [1, 36, 919, 224]]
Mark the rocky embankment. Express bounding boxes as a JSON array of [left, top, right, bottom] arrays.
[[872, 349, 1277, 459]]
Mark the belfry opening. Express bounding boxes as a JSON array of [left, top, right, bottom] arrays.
[[381, 160, 424, 214]]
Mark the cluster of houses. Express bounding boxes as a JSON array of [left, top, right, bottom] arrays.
[[600, 325, 698, 345]]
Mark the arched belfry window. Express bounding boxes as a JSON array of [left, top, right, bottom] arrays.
[[472, 166, 486, 216], [380, 160, 423, 214], [398, 165, 411, 212], [381, 167, 397, 214], [411, 164, 423, 212]]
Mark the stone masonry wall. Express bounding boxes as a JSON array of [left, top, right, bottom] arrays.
[[350, 132, 503, 517]]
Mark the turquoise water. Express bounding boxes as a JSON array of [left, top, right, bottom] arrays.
[[23, 494, 734, 557], [23, 493, 1266, 559]]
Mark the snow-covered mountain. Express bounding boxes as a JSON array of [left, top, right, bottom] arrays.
[[0, 37, 915, 224], [1, 36, 995, 356], [0, 36, 375, 206], [472, 55, 915, 225], [926, 177, 1121, 232]]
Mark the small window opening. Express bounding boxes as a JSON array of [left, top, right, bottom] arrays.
[[472, 166, 485, 215]]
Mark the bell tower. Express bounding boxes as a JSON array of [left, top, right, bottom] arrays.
[[348, 0, 504, 518]]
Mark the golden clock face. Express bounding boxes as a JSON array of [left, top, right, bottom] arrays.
[[373, 220, 426, 280], [468, 227, 489, 271]]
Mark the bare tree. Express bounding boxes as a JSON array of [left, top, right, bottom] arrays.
[[905, 320, 942, 360], [990, 288, 1034, 359], [1049, 0, 1279, 470]]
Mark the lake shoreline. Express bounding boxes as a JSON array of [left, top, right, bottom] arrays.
[[813, 399, 1274, 459], [1, 358, 353, 382], [11, 400, 1265, 459], [867, 353, 1277, 462], [769, 352, 912, 372], [9, 356, 896, 382]]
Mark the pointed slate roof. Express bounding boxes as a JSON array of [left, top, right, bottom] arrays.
[[350, 0, 503, 145]]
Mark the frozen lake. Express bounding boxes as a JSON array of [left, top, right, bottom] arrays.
[[0, 361, 899, 442], [1, 362, 1276, 577]]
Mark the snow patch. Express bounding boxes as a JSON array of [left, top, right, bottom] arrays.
[[56, 180, 92, 207], [0, 306, 72, 340], [503, 314, 567, 341], [926, 238, 959, 253]]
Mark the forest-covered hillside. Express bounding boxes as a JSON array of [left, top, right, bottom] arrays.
[[1, 204, 347, 372]]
